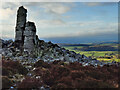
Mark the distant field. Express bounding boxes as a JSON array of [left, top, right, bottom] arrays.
[[62, 43, 119, 62]]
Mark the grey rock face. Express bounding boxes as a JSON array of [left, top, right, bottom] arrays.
[[23, 21, 36, 53], [15, 6, 27, 50]]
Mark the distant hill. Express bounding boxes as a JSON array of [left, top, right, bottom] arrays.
[[58, 43, 93, 47], [59, 41, 118, 51], [58, 41, 119, 47], [95, 41, 119, 44]]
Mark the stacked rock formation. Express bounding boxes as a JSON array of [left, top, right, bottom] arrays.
[[15, 6, 39, 55], [24, 21, 36, 54], [15, 6, 27, 51]]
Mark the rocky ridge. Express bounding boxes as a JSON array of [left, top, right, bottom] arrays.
[[1, 38, 117, 68]]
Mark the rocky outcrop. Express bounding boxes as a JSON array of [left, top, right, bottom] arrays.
[[11, 6, 107, 66], [14, 6, 39, 56], [2, 6, 119, 67], [24, 21, 36, 54], [15, 6, 27, 51]]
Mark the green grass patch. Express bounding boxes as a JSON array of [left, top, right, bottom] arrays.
[[63, 46, 119, 62]]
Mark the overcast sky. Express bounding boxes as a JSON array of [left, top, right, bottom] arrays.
[[0, 2, 118, 43]]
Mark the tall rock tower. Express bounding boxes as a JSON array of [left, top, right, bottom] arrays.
[[15, 6, 27, 50], [23, 21, 36, 54], [14, 6, 39, 56]]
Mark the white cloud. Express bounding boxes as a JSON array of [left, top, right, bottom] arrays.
[[36, 19, 66, 29], [84, 2, 101, 6], [38, 21, 118, 38], [84, 2, 117, 7], [0, 8, 15, 20], [42, 3, 71, 14]]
